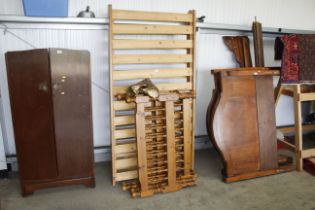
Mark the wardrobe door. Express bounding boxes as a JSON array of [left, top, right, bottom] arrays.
[[50, 49, 94, 178], [6, 49, 58, 180]]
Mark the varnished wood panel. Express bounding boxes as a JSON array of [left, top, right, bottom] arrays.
[[212, 75, 260, 176], [208, 68, 280, 181], [6, 49, 58, 181], [50, 49, 94, 178], [255, 76, 278, 170], [6, 49, 95, 196]]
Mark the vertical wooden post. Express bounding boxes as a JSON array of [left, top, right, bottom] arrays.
[[252, 19, 265, 67], [183, 99, 192, 175], [188, 10, 196, 170], [136, 102, 149, 190], [274, 79, 283, 105], [294, 85, 303, 171], [165, 101, 176, 190], [107, 4, 116, 186]]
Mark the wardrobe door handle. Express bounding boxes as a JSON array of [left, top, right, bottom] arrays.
[[52, 83, 60, 91], [38, 82, 49, 92]]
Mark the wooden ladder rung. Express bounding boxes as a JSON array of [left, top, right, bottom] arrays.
[[298, 93, 315, 101], [277, 124, 315, 134], [301, 148, 315, 158], [277, 139, 295, 151]]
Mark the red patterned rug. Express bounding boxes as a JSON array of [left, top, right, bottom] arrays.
[[281, 34, 315, 83]]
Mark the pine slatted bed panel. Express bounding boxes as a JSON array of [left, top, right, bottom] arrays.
[[108, 5, 196, 185]]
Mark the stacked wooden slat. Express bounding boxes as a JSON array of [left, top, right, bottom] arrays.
[[122, 92, 196, 197], [108, 5, 196, 186]]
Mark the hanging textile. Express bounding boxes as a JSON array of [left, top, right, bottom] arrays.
[[274, 37, 284, 60], [281, 34, 315, 83], [281, 35, 299, 83], [298, 35, 315, 82]]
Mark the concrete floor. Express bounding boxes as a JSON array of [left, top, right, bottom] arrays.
[[0, 149, 315, 210]]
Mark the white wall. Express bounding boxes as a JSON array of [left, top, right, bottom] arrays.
[[1, 0, 315, 156], [2, 0, 315, 30], [0, 96, 7, 170]]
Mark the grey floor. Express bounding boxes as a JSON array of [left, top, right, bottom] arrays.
[[1, 149, 315, 210]]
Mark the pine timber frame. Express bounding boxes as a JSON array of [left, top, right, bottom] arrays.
[[276, 84, 315, 171], [108, 5, 196, 185], [122, 92, 196, 197]]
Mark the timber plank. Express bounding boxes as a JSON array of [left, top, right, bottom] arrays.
[[112, 24, 192, 35], [112, 9, 193, 22], [113, 39, 193, 49]]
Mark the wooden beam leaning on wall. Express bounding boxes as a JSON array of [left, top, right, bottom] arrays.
[[108, 5, 196, 186], [223, 36, 252, 67], [252, 19, 265, 67]]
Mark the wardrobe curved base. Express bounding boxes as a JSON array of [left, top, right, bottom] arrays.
[[224, 165, 295, 183], [22, 176, 95, 197]]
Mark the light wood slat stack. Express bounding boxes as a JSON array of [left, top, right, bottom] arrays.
[[122, 92, 196, 197], [108, 5, 197, 193]]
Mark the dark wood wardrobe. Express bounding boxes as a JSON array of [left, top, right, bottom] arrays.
[[5, 49, 95, 196]]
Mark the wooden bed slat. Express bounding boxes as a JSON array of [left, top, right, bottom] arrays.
[[115, 170, 138, 181], [113, 39, 193, 49], [114, 128, 136, 139], [114, 115, 135, 126], [115, 143, 137, 154], [116, 157, 138, 170], [112, 9, 193, 22], [113, 82, 192, 95], [112, 24, 193, 35], [113, 101, 135, 111], [113, 54, 192, 64], [113, 68, 192, 80]]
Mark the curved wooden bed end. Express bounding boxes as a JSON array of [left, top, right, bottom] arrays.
[[206, 68, 293, 182]]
